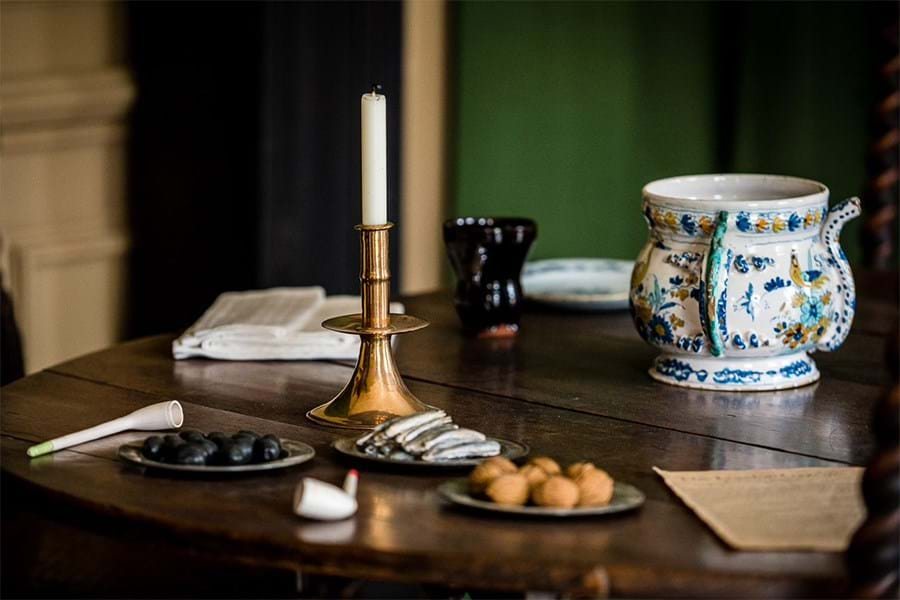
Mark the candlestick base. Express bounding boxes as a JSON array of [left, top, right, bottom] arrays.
[[306, 313, 434, 429]]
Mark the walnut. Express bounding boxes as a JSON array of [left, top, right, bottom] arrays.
[[576, 469, 615, 507], [532, 476, 580, 508], [528, 456, 561, 476], [483, 456, 518, 474], [485, 473, 529, 506], [469, 457, 518, 493], [566, 462, 596, 480], [518, 463, 549, 488]]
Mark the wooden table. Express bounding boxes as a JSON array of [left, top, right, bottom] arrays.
[[2, 277, 897, 598]]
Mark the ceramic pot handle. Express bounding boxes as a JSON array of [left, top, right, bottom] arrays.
[[702, 211, 731, 357], [816, 197, 861, 352]]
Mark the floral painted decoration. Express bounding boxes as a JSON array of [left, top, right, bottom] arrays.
[[643, 204, 827, 239]]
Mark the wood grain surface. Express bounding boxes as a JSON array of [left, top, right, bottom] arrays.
[[2, 277, 897, 597]]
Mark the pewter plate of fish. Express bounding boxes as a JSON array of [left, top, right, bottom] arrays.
[[437, 479, 646, 517], [332, 409, 528, 468], [333, 436, 528, 468]]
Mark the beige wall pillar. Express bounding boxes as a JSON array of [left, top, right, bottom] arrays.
[[0, 1, 134, 372], [401, 0, 449, 295]]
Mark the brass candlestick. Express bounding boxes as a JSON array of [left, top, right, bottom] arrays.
[[307, 223, 434, 429]]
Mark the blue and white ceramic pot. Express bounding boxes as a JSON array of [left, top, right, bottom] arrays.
[[630, 174, 860, 391]]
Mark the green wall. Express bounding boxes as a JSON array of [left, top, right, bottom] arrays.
[[452, 2, 874, 264]]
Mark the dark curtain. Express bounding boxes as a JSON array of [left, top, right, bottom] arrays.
[[258, 2, 402, 292], [126, 1, 402, 339]]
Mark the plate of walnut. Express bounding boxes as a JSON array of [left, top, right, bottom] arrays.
[[438, 456, 645, 517]]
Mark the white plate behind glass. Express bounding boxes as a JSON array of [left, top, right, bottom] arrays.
[[521, 258, 634, 311]]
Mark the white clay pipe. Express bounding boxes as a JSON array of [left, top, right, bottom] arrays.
[[294, 469, 359, 521], [26, 400, 184, 458]]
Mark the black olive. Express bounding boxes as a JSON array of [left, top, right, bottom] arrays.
[[175, 444, 208, 465], [234, 436, 255, 452], [263, 434, 282, 457], [253, 436, 281, 462], [142, 435, 164, 461], [232, 431, 258, 444], [179, 430, 206, 443], [207, 432, 229, 450], [195, 439, 219, 459], [220, 439, 253, 465], [162, 434, 186, 461], [261, 433, 281, 446]]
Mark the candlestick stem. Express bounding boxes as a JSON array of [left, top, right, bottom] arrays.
[[360, 224, 390, 329], [307, 223, 433, 429]]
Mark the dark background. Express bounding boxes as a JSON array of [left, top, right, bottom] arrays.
[[125, 1, 897, 339], [126, 1, 402, 338]]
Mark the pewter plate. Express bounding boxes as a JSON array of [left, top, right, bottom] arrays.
[[438, 479, 645, 517], [521, 258, 634, 311], [332, 436, 528, 468], [118, 439, 315, 473]]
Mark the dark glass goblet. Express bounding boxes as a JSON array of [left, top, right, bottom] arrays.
[[442, 217, 537, 337]]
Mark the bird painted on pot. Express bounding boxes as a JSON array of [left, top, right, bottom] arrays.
[[790, 253, 829, 291]]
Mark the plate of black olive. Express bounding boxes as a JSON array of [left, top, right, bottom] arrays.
[[118, 430, 315, 473]]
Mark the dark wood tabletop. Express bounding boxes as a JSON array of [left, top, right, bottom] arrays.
[[2, 274, 897, 598]]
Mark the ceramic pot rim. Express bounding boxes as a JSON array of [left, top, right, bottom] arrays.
[[643, 174, 829, 211]]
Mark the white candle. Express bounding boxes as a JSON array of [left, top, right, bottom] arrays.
[[361, 89, 387, 225]]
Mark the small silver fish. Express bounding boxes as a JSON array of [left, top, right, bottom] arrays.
[[355, 417, 397, 447], [404, 427, 483, 455], [395, 415, 453, 445], [421, 440, 502, 462], [376, 443, 396, 457], [400, 424, 460, 454], [369, 430, 395, 447], [387, 450, 415, 462], [423, 429, 487, 453], [383, 409, 446, 440]]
